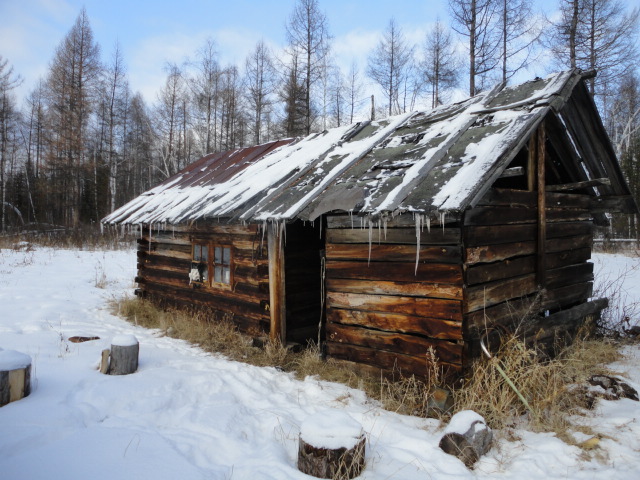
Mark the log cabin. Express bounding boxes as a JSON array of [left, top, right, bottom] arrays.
[[102, 69, 638, 382]]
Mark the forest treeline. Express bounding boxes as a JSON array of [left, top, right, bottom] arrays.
[[1, 0, 639, 237]]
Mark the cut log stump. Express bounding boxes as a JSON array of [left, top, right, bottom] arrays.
[[298, 410, 366, 479], [0, 349, 32, 407], [439, 410, 492, 468], [109, 335, 139, 375]]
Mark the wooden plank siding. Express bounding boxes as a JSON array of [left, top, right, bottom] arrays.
[[324, 215, 464, 378], [136, 223, 271, 337], [463, 188, 596, 361]]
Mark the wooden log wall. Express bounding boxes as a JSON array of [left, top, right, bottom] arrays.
[[135, 223, 271, 335], [463, 188, 595, 358], [324, 215, 465, 379]]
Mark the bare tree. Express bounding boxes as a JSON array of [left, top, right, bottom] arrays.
[[286, 0, 332, 135], [280, 50, 308, 137], [155, 64, 189, 178], [498, 0, 541, 83], [346, 62, 364, 124], [244, 40, 276, 145], [449, 0, 501, 95], [367, 18, 415, 116], [188, 39, 221, 155], [44, 7, 102, 226], [422, 20, 460, 108], [549, 0, 639, 99], [0, 56, 22, 232]]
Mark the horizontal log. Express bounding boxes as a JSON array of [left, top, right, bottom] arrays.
[[326, 322, 462, 365], [325, 342, 462, 380], [327, 291, 462, 320], [158, 223, 261, 235], [141, 282, 270, 324], [325, 243, 462, 264], [326, 227, 461, 245], [464, 206, 591, 226], [546, 263, 594, 290], [464, 221, 592, 246], [589, 195, 638, 214], [326, 260, 463, 285], [466, 256, 536, 285], [464, 294, 541, 331], [546, 178, 611, 192], [478, 188, 592, 209], [328, 307, 462, 340], [326, 278, 463, 301], [466, 241, 535, 265], [545, 247, 591, 269], [543, 282, 593, 311], [465, 274, 538, 313], [546, 234, 592, 253], [326, 213, 456, 229]]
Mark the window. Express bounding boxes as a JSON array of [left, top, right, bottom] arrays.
[[189, 242, 232, 287], [213, 246, 232, 285], [190, 243, 209, 284]]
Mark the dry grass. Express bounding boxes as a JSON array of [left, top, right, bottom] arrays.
[[454, 335, 620, 440], [113, 296, 625, 442], [0, 224, 135, 251]]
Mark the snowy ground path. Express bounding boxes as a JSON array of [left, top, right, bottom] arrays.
[[1, 246, 640, 479]]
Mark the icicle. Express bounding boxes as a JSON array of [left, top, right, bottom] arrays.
[[148, 223, 152, 254], [172, 224, 175, 239], [440, 211, 446, 233], [415, 214, 421, 275], [261, 221, 267, 251], [100, 222, 104, 235], [426, 215, 431, 233], [383, 217, 388, 240], [349, 210, 353, 229], [368, 218, 373, 265], [377, 219, 381, 244]]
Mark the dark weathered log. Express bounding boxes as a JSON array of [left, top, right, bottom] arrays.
[[0, 350, 32, 407], [589, 195, 638, 214], [465, 274, 538, 312], [326, 227, 461, 245], [466, 256, 536, 285], [326, 322, 462, 365], [326, 260, 463, 285], [439, 411, 493, 468], [297, 412, 366, 479], [499, 166, 525, 178], [546, 178, 611, 192], [466, 241, 535, 265], [537, 124, 547, 288], [326, 342, 462, 380], [109, 336, 139, 375]]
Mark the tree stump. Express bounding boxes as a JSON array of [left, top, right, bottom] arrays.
[[0, 349, 32, 407], [439, 410, 493, 468], [109, 335, 139, 375], [297, 411, 366, 480]]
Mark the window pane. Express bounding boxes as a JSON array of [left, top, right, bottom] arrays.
[[201, 245, 208, 262], [193, 245, 200, 261], [200, 263, 208, 282], [222, 247, 230, 265], [214, 246, 222, 264], [214, 266, 222, 283], [222, 267, 230, 284]]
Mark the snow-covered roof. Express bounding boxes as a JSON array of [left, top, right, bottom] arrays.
[[102, 69, 633, 226]]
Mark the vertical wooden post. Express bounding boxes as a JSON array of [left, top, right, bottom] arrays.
[[268, 222, 286, 343], [536, 122, 547, 288], [527, 136, 536, 192]]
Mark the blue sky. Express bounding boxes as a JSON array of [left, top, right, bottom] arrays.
[[2, 0, 559, 104]]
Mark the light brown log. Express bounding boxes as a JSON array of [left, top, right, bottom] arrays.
[[268, 223, 286, 342], [100, 349, 110, 374]]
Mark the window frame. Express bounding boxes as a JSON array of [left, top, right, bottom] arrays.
[[190, 241, 233, 289]]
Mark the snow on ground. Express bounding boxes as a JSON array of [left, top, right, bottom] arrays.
[[1, 246, 640, 479]]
